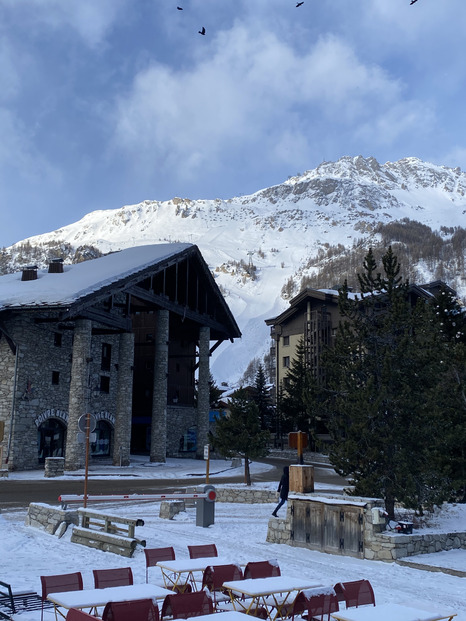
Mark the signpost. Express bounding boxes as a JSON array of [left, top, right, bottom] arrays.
[[77, 413, 96, 508], [204, 444, 210, 484], [288, 431, 308, 464]]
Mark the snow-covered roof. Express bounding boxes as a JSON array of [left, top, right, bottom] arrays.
[[0, 243, 192, 311]]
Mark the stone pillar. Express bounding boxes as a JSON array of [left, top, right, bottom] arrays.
[[150, 310, 169, 463], [113, 331, 134, 466], [65, 319, 92, 470], [196, 326, 210, 459]]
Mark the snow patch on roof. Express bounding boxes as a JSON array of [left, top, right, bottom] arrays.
[[0, 243, 191, 310]]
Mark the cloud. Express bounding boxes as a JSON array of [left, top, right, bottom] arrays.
[[1, 0, 129, 49], [111, 23, 431, 186]]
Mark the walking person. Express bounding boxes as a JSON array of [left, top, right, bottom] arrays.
[[272, 466, 289, 516]]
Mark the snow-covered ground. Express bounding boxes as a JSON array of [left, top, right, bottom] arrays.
[[1, 457, 465, 620]]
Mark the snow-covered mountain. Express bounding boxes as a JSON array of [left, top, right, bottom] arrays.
[[5, 156, 466, 384]]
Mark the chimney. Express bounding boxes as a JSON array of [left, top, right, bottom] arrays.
[[21, 265, 38, 281], [48, 258, 64, 274]]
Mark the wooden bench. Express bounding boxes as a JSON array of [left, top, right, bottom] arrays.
[[70, 509, 146, 558]]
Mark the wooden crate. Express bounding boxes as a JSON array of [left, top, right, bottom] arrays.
[[289, 465, 314, 493]]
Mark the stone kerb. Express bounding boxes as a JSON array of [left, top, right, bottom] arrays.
[[26, 502, 78, 536], [160, 500, 185, 519]]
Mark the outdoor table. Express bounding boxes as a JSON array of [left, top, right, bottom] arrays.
[[47, 583, 172, 616], [222, 576, 323, 620], [156, 558, 242, 593], [330, 602, 457, 621]]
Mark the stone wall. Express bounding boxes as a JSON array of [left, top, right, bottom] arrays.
[[366, 530, 466, 562], [0, 313, 122, 471], [184, 486, 277, 504], [26, 502, 78, 535]]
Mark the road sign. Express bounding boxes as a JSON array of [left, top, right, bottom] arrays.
[[78, 414, 96, 433]]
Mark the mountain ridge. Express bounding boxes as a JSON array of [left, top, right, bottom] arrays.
[[3, 155, 466, 385]]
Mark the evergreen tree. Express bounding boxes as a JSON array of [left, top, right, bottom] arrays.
[[280, 338, 324, 446], [324, 247, 449, 517], [209, 373, 223, 409], [252, 363, 274, 430], [212, 388, 270, 485], [430, 287, 466, 500]]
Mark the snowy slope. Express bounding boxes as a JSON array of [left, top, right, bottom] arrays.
[[5, 156, 466, 384]]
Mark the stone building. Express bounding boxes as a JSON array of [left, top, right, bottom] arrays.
[[0, 244, 240, 471]]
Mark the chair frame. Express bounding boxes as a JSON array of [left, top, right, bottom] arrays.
[[40, 572, 83, 621], [102, 598, 159, 621], [334, 580, 375, 609], [201, 564, 243, 610], [144, 547, 176, 583], [243, 560, 281, 580], [66, 609, 99, 621], [161, 590, 213, 620], [93, 567, 134, 590], [187, 544, 218, 559]]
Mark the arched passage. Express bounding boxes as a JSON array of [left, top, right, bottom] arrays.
[[38, 418, 66, 463]]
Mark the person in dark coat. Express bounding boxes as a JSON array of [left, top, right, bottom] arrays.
[[272, 466, 289, 516]]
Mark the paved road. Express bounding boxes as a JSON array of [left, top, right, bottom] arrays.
[[0, 456, 348, 511]]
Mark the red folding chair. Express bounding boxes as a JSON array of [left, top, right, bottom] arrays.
[[40, 572, 83, 621], [161, 591, 213, 620], [283, 589, 339, 621], [66, 610, 99, 621], [187, 544, 218, 559], [102, 599, 159, 621], [201, 564, 243, 610], [144, 547, 176, 583], [334, 580, 375, 609], [304, 591, 339, 621], [93, 567, 134, 589], [243, 560, 280, 579]]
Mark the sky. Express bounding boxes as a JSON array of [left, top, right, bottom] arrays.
[[1, 0, 466, 248], [1, 456, 465, 620]]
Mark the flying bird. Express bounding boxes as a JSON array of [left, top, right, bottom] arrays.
[[296, 2, 304, 6], [198, 26, 206, 35], [410, 0, 418, 4], [177, 6, 183, 9]]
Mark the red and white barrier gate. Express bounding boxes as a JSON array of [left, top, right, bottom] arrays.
[[58, 485, 217, 527]]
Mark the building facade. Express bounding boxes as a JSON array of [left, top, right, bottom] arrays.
[[265, 280, 454, 399], [0, 244, 240, 471]]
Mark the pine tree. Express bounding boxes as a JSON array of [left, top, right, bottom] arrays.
[[209, 373, 223, 409], [280, 338, 324, 446], [429, 286, 466, 500], [252, 363, 274, 430], [212, 388, 270, 485], [324, 247, 448, 517]]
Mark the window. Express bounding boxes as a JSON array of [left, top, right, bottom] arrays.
[[100, 376, 110, 393], [283, 356, 290, 368], [101, 343, 111, 371], [283, 335, 290, 346], [51, 371, 60, 385], [54, 332, 62, 347]]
